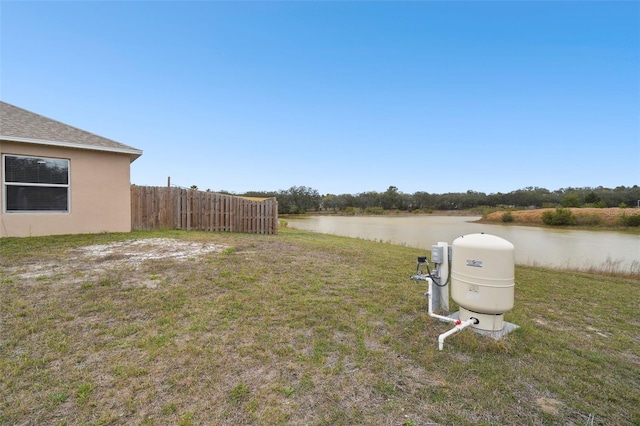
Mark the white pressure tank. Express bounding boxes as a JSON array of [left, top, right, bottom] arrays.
[[451, 233, 515, 331]]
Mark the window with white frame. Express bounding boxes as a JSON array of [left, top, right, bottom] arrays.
[[3, 154, 70, 212]]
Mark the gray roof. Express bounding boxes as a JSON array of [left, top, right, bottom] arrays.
[[0, 101, 142, 162]]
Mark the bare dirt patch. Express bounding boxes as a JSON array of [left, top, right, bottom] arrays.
[[74, 238, 227, 265], [536, 396, 563, 415], [8, 238, 228, 287]]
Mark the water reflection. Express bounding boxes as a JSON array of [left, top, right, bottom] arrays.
[[284, 215, 640, 273]]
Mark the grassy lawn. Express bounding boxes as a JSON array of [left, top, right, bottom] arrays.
[[1, 229, 638, 425]]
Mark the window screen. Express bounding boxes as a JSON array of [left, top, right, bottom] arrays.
[[3, 155, 70, 212]]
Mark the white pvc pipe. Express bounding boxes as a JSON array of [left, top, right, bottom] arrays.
[[425, 277, 457, 324], [438, 318, 478, 351], [413, 272, 471, 350]]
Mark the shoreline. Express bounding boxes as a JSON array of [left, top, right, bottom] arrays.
[[285, 207, 640, 233]]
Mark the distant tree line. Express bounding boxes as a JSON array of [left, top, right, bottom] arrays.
[[216, 185, 640, 215]]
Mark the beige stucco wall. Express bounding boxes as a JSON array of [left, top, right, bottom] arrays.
[[0, 140, 133, 237]]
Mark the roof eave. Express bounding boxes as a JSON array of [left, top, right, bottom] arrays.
[[0, 135, 143, 163]]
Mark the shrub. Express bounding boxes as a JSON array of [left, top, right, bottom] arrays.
[[344, 207, 358, 216], [365, 206, 385, 215], [501, 211, 514, 223], [474, 206, 496, 217], [618, 213, 640, 227], [542, 207, 576, 226], [541, 211, 553, 225]]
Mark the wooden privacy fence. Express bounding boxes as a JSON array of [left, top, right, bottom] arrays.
[[131, 185, 278, 234]]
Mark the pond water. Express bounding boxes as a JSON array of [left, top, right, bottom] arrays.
[[284, 215, 640, 274]]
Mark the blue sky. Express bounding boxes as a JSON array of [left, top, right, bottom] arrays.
[[1, 1, 638, 195]]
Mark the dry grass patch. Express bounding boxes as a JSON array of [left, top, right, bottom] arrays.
[[483, 207, 632, 226]]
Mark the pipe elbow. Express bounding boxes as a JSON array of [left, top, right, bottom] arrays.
[[437, 318, 477, 350], [438, 335, 446, 351]]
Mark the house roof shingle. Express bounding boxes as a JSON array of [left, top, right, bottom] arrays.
[[0, 101, 142, 162]]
